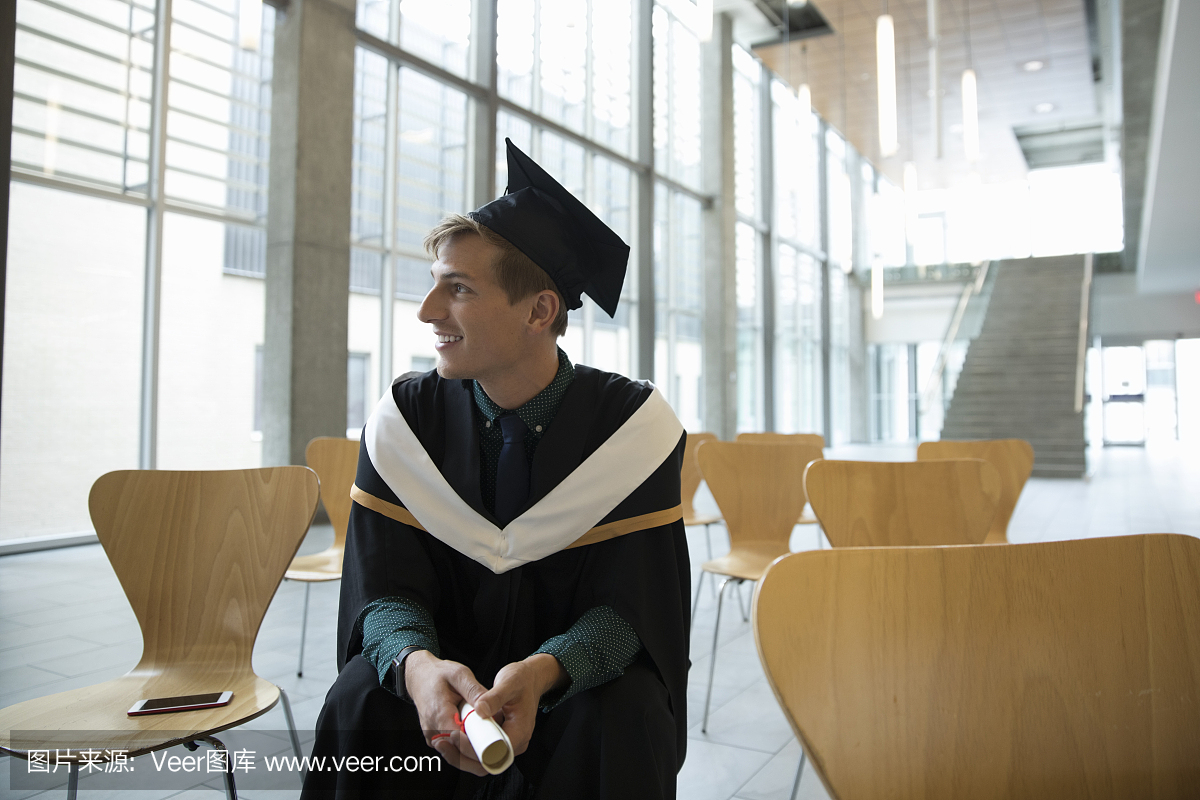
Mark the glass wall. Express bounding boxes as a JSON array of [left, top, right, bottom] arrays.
[[4, 0, 276, 538]]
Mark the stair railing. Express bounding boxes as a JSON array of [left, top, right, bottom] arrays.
[[1074, 253, 1093, 413], [921, 260, 992, 413]]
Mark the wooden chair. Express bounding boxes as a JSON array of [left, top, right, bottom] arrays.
[[285, 437, 360, 676], [682, 432, 723, 559], [804, 458, 1001, 547], [736, 432, 826, 531], [917, 438, 1034, 544], [693, 440, 824, 732], [754, 534, 1200, 800], [0, 467, 320, 799]]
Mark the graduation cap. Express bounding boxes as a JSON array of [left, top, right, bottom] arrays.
[[468, 139, 629, 317]]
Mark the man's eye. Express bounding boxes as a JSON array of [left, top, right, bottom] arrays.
[[454, 284, 469, 293]]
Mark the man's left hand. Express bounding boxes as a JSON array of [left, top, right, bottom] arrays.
[[472, 653, 566, 756]]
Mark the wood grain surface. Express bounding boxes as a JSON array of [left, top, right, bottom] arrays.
[[753, 534, 1200, 800], [805, 458, 1001, 546], [285, 437, 360, 581], [696, 441, 825, 580], [683, 432, 721, 527], [917, 439, 1035, 544], [0, 466, 320, 759], [736, 432, 826, 450]]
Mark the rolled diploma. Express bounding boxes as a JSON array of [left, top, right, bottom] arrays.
[[459, 701, 514, 775]]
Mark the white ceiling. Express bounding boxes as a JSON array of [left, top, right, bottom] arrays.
[[1138, 0, 1200, 295], [741, 0, 1101, 190]]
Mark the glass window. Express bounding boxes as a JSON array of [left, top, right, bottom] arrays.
[[166, 0, 274, 217], [498, 0, 632, 153], [11, 0, 155, 193], [775, 245, 822, 434], [826, 129, 852, 271], [732, 46, 760, 222], [356, 0, 472, 78], [1, 184, 145, 540], [652, 2, 700, 190], [736, 222, 762, 432], [772, 80, 818, 251], [654, 184, 703, 430]]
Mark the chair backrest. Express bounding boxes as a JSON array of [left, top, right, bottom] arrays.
[[804, 458, 1000, 546], [681, 432, 718, 520], [753, 534, 1200, 800], [305, 436, 361, 550], [697, 441, 824, 546], [736, 431, 825, 450], [88, 467, 320, 676], [917, 439, 1034, 544]]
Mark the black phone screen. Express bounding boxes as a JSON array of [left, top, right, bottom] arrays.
[[140, 693, 226, 710]]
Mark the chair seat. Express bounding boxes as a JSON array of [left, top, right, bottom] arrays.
[[0, 670, 281, 760], [701, 541, 791, 582], [684, 512, 722, 527], [285, 546, 344, 582]]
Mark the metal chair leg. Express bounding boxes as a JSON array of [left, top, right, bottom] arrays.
[[278, 688, 305, 766], [66, 762, 79, 800], [190, 735, 237, 800], [690, 570, 707, 628], [704, 522, 713, 560], [701, 577, 734, 733], [298, 582, 311, 677], [790, 747, 807, 800], [735, 580, 749, 622]]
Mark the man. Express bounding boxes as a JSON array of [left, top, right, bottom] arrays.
[[302, 140, 690, 799]]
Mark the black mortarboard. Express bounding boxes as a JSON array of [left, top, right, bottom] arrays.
[[468, 139, 629, 317]]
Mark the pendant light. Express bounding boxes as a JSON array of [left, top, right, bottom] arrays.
[[876, 7, 898, 157], [961, 0, 979, 161]]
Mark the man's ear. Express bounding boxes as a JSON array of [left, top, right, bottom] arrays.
[[527, 289, 560, 334]]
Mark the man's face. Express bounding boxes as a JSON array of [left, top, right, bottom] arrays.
[[417, 233, 531, 383]]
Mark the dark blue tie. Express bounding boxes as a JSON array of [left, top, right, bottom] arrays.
[[495, 414, 529, 526]]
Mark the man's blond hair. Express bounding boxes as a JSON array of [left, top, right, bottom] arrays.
[[424, 214, 569, 337]]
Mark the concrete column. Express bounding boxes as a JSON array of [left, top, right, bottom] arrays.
[[263, 0, 356, 466], [758, 63, 775, 432], [632, 0, 655, 382], [701, 14, 737, 438], [817, 120, 832, 442]]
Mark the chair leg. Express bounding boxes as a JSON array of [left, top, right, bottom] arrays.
[[298, 582, 311, 677], [690, 570, 707, 628], [279, 688, 305, 766], [734, 580, 749, 622], [701, 577, 733, 733], [191, 735, 237, 800], [66, 762, 79, 800], [790, 747, 807, 800], [704, 522, 713, 561]]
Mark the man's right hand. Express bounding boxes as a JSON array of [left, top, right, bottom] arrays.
[[402, 649, 489, 776]]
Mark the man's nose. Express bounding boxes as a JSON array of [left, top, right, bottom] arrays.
[[417, 287, 444, 323]]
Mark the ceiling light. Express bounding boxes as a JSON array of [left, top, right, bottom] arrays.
[[1023, 60, 1045, 72], [239, 0, 262, 52], [877, 14, 898, 157], [1034, 102, 1056, 114], [961, 68, 979, 161], [871, 261, 884, 320], [696, 0, 713, 42]]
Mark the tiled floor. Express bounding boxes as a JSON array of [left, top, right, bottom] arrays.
[[2, 440, 1197, 799]]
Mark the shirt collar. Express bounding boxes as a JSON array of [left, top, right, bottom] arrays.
[[472, 348, 575, 429]]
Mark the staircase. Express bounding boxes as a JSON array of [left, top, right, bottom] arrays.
[[940, 255, 1089, 478]]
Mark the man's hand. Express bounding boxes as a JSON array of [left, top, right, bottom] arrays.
[[471, 653, 567, 757], [403, 650, 489, 776]]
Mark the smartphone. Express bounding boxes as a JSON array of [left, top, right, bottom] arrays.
[[127, 691, 233, 716]]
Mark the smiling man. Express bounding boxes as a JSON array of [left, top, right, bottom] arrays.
[[302, 140, 691, 799]]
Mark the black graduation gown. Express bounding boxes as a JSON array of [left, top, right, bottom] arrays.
[[303, 366, 691, 799]]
